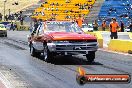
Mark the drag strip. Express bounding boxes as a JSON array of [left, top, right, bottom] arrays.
[[0, 36, 132, 88]]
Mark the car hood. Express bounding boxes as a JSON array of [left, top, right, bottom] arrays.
[[46, 32, 96, 41], [0, 28, 6, 31]]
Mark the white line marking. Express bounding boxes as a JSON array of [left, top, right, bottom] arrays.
[[0, 72, 13, 88], [99, 48, 132, 56]]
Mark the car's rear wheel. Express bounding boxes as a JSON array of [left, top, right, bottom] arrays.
[[43, 44, 53, 62], [86, 51, 95, 63]]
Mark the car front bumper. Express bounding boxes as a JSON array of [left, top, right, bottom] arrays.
[[47, 42, 98, 55], [0, 30, 7, 36]]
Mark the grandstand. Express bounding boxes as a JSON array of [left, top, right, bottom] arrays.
[[98, 0, 132, 26], [0, 0, 39, 15], [32, 0, 96, 21], [85, 0, 104, 23]]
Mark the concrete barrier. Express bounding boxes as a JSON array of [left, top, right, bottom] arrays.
[[86, 31, 103, 48], [0, 21, 30, 31], [128, 33, 132, 40], [108, 39, 132, 53], [18, 25, 30, 31], [98, 27, 110, 31]]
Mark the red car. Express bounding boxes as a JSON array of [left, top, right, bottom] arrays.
[[28, 21, 98, 63]]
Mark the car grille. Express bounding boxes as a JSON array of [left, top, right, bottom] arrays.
[[69, 40, 97, 43], [56, 42, 97, 51], [0, 30, 4, 33]]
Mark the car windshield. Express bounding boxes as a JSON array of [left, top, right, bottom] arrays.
[[45, 22, 83, 33]]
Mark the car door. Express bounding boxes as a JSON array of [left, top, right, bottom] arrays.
[[32, 23, 44, 51]]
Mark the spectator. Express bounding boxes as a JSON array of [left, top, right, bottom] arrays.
[[5, 15, 8, 21], [20, 16, 24, 25], [66, 0, 71, 3], [0, 13, 3, 21], [11, 14, 15, 20], [43, 0, 48, 4], [17, 15, 21, 20], [120, 21, 124, 32], [12, 1, 18, 5], [88, 4, 92, 9], [41, 4, 44, 7], [10, 22, 14, 31], [108, 11, 111, 16], [51, 3, 55, 6], [41, 12, 45, 16], [102, 20, 107, 31], [109, 18, 120, 39], [9, 14, 14, 21], [87, 0, 92, 2], [65, 10, 69, 13], [20, 11, 23, 15], [8, 15, 11, 20], [70, 9, 73, 13], [93, 20, 98, 31], [75, 3, 79, 6], [129, 23, 132, 32], [14, 13, 18, 18], [29, 22, 33, 32], [14, 23, 17, 31], [56, 8, 59, 11], [76, 14, 84, 28], [71, 17, 76, 23]]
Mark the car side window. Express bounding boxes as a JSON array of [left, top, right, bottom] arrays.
[[34, 24, 41, 36], [34, 23, 43, 36], [38, 24, 44, 35]]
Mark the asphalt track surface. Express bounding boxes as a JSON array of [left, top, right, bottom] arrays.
[[0, 31, 132, 88]]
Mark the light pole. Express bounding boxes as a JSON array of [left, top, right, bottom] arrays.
[[8, 9, 10, 16], [3, 0, 7, 21]]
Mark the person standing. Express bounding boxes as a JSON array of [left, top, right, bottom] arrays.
[[76, 14, 84, 28], [5, 15, 8, 21], [109, 18, 120, 39], [129, 23, 132, 32], [0, 13, 3, 21], [10, 22, 14, 31], [20, 16, 24, 25], [102, 20, 107, 31], [120, 21, 124, 32], [93, 20, 98, 31], [14, 23, 17, 31]]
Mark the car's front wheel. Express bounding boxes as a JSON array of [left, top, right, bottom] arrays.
[[86, 51, 95, 63], [4, 33, 7, 37], [43, 44, 53, 62]]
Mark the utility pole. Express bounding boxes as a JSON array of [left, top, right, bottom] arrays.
[[3, 0, 7, 21], [9, 9, 10, 16]]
